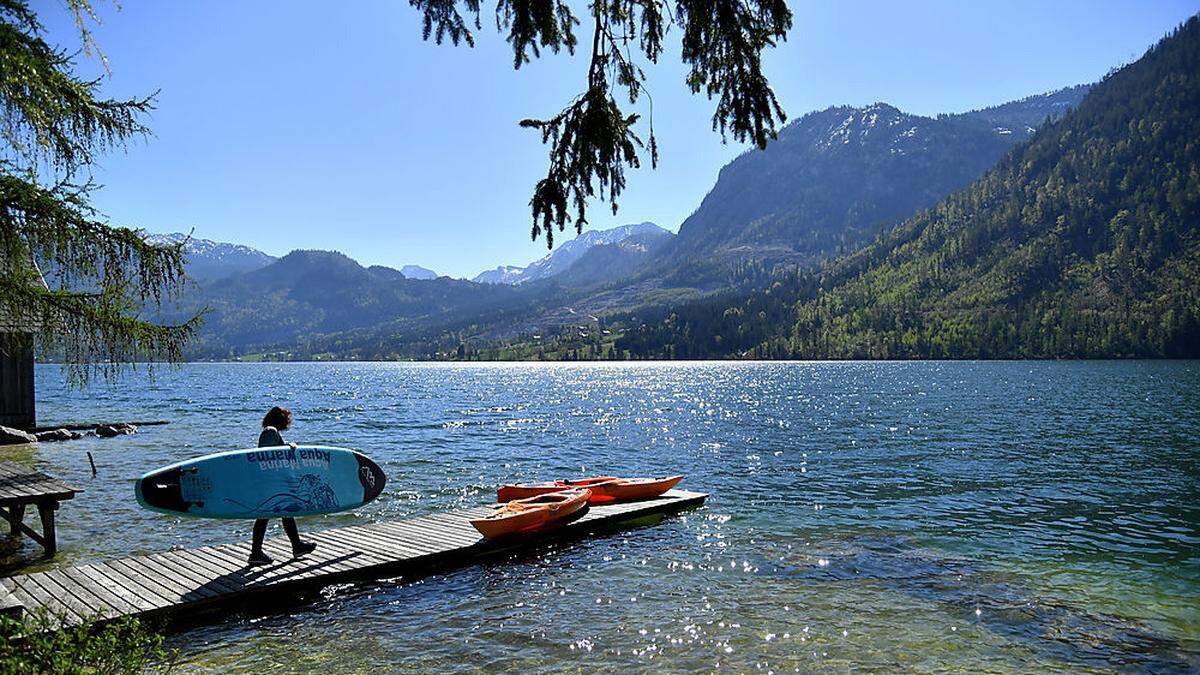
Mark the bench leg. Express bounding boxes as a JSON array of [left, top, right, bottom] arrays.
[[3, 504, 24, 536], [37, 502, 57, 557]]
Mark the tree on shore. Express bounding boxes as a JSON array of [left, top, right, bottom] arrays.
[[409, 0, 793, 246], [0, 0, 198, 380]]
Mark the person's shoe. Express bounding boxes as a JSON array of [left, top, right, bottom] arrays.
[[292, 541, 317, 558], [248, 550, 273, 566]]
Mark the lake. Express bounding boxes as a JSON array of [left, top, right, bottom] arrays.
[[6, 361, 1198, 672]]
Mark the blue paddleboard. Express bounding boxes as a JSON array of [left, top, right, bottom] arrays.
[[135, 446, 387, 519]]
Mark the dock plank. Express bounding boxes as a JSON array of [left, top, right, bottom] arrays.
[[4, 490, 706, 627], [58, 566, 142, 617], [155, 551, 242, 596], [41, 569, 120, 618], [383, 518, 480, 547], [21, 573, 93, 622], [109, 557, 200, 602], [93, 560, 181, 606], [257, 539, 366, 578], [370, 524, 459, 555], [10, 576, 78, 624], [371, 520, 473, 549], [75, 564, 163, 613], [312, 529, 403, 566]]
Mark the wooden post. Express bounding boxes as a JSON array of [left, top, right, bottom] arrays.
[[6, 503, 24, 536], [36, 501, 57, 557]]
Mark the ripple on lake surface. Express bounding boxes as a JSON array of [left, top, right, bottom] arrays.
[[7, 360, 1199, 672]]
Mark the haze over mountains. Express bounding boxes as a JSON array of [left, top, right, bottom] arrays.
[[151, 20, 1200, 364], [151, 221, 675, 288]]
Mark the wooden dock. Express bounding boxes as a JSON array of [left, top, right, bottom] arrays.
[[1, 489, 705, 627]]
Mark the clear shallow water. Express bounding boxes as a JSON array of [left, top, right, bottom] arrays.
[[4, 361, 1198, 672]]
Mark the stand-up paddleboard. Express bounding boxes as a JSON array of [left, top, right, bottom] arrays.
[[135, 446, 386, 519]]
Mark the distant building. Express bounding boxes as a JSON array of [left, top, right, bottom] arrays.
[[0, 256, 44, 429]]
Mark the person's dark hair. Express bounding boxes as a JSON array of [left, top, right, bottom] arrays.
[[262, 406, 292, 431]]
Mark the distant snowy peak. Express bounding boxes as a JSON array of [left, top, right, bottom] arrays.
[[472, 222, 672, 285], [788, 85, 1090, 156], [813, 103, 909, 149], [400, 265, 438, 280], [146, 232, 273, 260], [473, 265, 527, 285], [145, 232, 276, 282], [523, 221, 668, 279]]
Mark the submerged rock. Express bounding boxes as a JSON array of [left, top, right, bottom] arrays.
[[0, 425, 37, 445], [752, 533, 1199, 672], [34, 428, 84, 442], [95, 423, 137, 438]]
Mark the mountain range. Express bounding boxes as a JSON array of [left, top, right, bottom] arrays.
[[146, 233, 443, 284], [147, 17, 1200, 364], [613, 16, 1200, 360], [160, 222, 677, 358]]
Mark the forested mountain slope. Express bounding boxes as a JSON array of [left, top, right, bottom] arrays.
[[658, 87, 1088, 271], [616, 18, 1200, 359]]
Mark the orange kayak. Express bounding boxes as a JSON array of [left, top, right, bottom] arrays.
[[470, 488, 590, 539], [496, 475, 684, 504]]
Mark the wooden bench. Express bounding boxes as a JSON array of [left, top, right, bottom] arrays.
[[0, 460, 79, 557]]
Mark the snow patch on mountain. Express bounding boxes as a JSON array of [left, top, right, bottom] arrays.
[[473, 265, 528, 285], [145, 232, 276, 281], [472, 222, 671, 285]]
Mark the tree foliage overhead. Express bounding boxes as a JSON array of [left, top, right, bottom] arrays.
[[0, 0, 198, 380], [409, 0, 792, 247]]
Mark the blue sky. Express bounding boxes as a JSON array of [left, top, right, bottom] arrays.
[[39, 0, 1200, 278]]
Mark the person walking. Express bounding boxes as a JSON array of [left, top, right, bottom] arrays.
[[248, 406, 318, 565]]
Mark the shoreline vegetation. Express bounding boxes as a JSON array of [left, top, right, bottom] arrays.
[[0, 611, 173, 673]]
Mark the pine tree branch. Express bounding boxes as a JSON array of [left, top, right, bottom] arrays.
[[0, 1, 200, 380], [410, 0, 791, 247]]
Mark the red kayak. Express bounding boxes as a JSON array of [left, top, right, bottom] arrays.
[[497, 475, 684, 504], [470, 488, 590, 539]]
